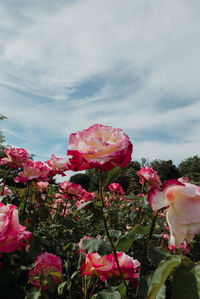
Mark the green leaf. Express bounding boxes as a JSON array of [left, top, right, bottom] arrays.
[[172, 256, 198, 299], [147, 255, 181, 299], [194, 262, 200, 298], [105, 167, 121, 187], [95, 289, 121, 299], [117, 283, 128, 299], [25, 288, 42, 299], [77, 200, 93, 210], [115, 225, 151, 252], [147, 242, 170, 267], [156, 284, 166, 299], [82, 238, 112, 256], [138, 274, 152, 299], [58, 281, 67, 296]]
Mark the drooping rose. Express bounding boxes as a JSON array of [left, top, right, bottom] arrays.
[[80, 251, 140, 288], [67, 124, 133, 171], [137, 166, 161, 189], [0, 146, 29, 168], [28, 252, 62, 289], [108, 183, 125, 195], [0, 203, 32, 252], [148, 179, 200, 246], [14, 160, 50, 183], [46, 154, 69, 176]]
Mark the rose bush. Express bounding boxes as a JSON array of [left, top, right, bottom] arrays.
[[0, 123, 200, 299]]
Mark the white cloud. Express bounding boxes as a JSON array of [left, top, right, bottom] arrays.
[[0, 0, 200, 168]]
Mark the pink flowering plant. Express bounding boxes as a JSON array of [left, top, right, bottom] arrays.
[[0, 124, 200, 299]]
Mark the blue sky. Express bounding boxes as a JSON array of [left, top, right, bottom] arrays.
[[0, 0, 200, 180]]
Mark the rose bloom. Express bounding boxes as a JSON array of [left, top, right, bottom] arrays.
[[0, 203, 32, 252], [0, 183, 13, 196], [28, 252, 62, 290], [46, 154, 69, 176], [59, 181, 83, 197], [148, 179, 200, 246], [37, 181, 49, 192], [67, 124, 133, 171], [80, 251, 140, 288], [108, 183, 125, 195], [0, 146, 29, 168], [14, 160, 50, 183], [137, 166, 161, 189]]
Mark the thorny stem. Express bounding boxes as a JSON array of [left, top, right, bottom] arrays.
[[99, 172, 133, 298]]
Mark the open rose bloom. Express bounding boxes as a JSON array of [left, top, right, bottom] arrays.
[[148, 179, 200, 246], [137, 166, 161, 189], [0, 203, 32, 252], [46, 154, 69, 176], [81, 252, 140, 288], [67, 124, 133, 171], [108, 183, 125, 195], [14, 160, 50, 183], [0, 146, 29, 168], [28, 252, 62, 289]]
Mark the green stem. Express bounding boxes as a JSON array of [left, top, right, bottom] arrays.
[[99, 172, 133, 298], [148, 211, 158, 241]]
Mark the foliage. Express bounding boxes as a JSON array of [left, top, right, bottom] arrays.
[[70, 173, 91, 190], [150, 159, 181, 182], [178, 155, 200, 185]]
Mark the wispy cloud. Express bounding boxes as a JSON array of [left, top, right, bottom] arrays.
[[0, 0, 200, 170]]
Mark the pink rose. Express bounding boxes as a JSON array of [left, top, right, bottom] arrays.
[[0, 183, 13, 196], [108, 183, 125, 195], [28, 252, 62, 289], [67, 124, 133, 171], [80, 252, 140, 287], [0, 146, 29, 168], [0, 203, 32, 252], [59, 181, 83, 197], [14, 160, 50, 183], [148, 179, 200, 246], [46, 154, 69, 176], [37, 181, 49, 192], [137, 166, 161, 189]]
